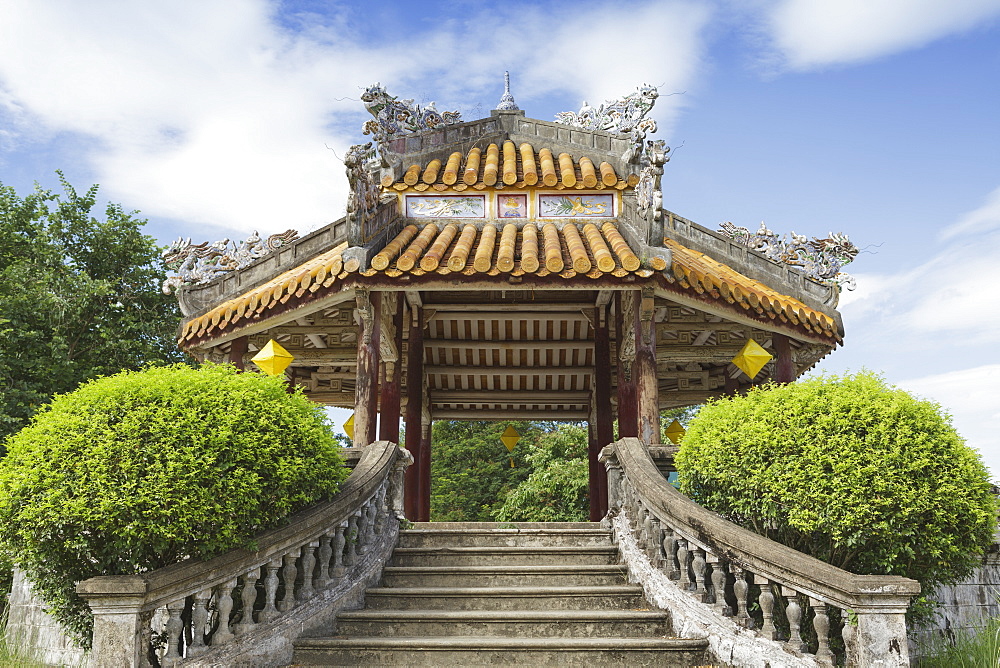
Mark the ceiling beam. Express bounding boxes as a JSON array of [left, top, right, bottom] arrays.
[[425, 365, 593, 375], [430, 390, 591, 403], [432, 409, 590, 420]]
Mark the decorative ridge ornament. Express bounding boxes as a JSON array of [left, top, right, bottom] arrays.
[[162, 230, 299, 293], [495, 71, 520, 111], [361, 82, 462, 145], [555, 84, 659, 136], [719, 221, 859, 290]]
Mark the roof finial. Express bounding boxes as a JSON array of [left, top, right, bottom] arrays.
[[495, 71, 519, 111]]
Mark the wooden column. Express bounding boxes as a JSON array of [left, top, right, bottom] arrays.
[[615, 291, 638, 438], [229, 336, 248, 371], [773, 333, 795, 384], [403, 305, 423, 520], [418, 394, 432, 522], [379, 293, 404, 443], [636, 288, 660, 445], [354, 289, 381, 447], [592, 306, 613, 520]]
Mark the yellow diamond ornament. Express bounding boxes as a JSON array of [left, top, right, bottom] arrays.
[[343, 414, 355, 441], [500, 425, 521, 452], [250, 339, 294, 376], [731, 338, 773, 380], [664, 419, 686, 445]]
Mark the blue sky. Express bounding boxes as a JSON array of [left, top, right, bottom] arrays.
[[1, 0, 999, 473]]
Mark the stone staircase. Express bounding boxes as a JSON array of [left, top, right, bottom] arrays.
[[292, 522, 711, 666]]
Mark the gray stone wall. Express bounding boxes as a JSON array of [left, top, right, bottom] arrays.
[[915, 548, 1000, 647], [5, 568, 86, 667]]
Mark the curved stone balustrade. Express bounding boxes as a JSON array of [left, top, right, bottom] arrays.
[[77, 441, 412, 668], [601, 437, 919, 667]]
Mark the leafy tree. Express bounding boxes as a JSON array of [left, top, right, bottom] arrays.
[[496, 423, 590, 522], [675, 371, 997, 603], [430, 421, 552, 521], [0, 364, 349, 647], [0, 174, 183, 445]]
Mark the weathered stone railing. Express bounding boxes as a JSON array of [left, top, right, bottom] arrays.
[[78, 441, 411, 668], [601, 437, 920, 667]]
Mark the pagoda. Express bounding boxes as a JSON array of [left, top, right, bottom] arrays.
[[165, 76, 855, 522]]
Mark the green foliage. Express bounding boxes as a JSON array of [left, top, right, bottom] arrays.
[[496, 423, 590, 522], [430, 421, 549, 521], [676, 371, 997, 599], [0, 173, 183, 446], [0, 364, 348, 647]]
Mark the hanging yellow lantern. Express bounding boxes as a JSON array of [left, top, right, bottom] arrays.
[[731, 338, 772, 379], [664, 419, 686, 445], [250, 339, 294, 376], [501, 425, 521, 468], [343, 414, 355, 441]]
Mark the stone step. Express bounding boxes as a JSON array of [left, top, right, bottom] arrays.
[[398, 527, 612, 548], [390, 545, 619, 567], [293, 635, 711, 666], [363, 585, 648, 611], [380, 564, 629, 587], [333, 609, 672, 638]]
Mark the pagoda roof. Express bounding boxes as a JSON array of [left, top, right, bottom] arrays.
[[382, 141, 639, 192], [177, 223, 838, 347]]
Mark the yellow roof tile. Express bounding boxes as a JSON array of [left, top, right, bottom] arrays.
[[387, 142, 637, 191]]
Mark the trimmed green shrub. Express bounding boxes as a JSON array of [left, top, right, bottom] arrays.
[[675, 371, 997, 599], [0, 363, 348, 647]]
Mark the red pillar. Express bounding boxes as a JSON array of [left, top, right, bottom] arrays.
[[404, 305, 423, 521], [418, 413, 432, 522], [615, 291, 638, 438], [773, 333, 795, 384], [592, 306, 613, 520], [379, 294, 404, 443], [229, 336, 248, 370]]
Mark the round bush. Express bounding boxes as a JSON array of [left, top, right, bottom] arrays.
[[0, 363, 348, 646], [675, 371, 997, 596]]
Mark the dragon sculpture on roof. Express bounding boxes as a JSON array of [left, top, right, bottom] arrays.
[[361, 83, 462, 144], [555, 84, 659, 136]]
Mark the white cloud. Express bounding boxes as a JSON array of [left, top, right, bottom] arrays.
[[941, 185, 1000, 240], [898, 365, 1000, 478], [0, 0, 711, 235], [762, 0, 1000, 69]]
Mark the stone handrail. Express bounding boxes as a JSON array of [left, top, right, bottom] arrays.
[[602, 437, 920, 667], [78, 441, 412, 668]]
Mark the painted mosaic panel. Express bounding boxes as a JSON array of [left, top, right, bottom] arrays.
[[405, 195, 486, 218], [538, 194, 614, 218], [497, 194, 527, 219]]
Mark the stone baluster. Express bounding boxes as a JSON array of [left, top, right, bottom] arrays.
[[809, 598, 834, 666], [212, 579, 237, 645], [278, 548, 299, 612], [139, 610, 155, 668], [783, 586, 806, 652], [345, 512, 360, 566], [604, 453, 622, 518], [642, 508, 654, 558], [332, 521, 348, 579], [316, 532, 333, 587], [390, 448, 412, 520], [356, 502, 370, 554], [663, 528, 679, 580], [235, 567, 260, 635], [707, 555, 728, 614], [676, 538, 691, 590], [365, 494, 378, 545], [636, 505, 648, 550], [188, 587, 212, 654], [259, 558, 282, 622], [300, 541, 318, 600], [649, 516, 664, 568], [691, 547, 709, 602], [161, 599, 185, 667], [374, 480, 388, 534], [758, 579, 778, 640], [731, 567, 751, 628], [841, 611, 858, 666]]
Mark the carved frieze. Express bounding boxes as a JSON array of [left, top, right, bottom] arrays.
[[162, 230, 298, 294]]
